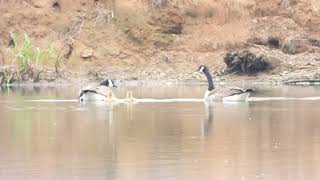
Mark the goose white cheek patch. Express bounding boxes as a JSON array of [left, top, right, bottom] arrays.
[[199, 67, 204, 73], [108, 79, 114, 87]]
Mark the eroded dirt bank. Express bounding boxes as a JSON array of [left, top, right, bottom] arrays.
[[1, 0, 320, 85]]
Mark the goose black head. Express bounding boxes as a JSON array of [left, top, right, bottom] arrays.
[[100, 79, 117, 87], [197, 65, 209, 73]]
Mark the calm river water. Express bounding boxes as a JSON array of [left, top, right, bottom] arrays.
[[0, 84, 320, 180]]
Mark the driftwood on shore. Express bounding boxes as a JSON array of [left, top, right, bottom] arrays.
[[282, 79, 320, 85]]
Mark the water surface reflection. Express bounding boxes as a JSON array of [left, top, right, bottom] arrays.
[[0, 85, 320, 179]]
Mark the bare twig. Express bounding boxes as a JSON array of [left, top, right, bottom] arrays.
[[33, 70, 43, 82], [150, 0, 167, 8], [216, 51, 224, 57], [55, 45, 65, 74], [55, 39, 74, 75], [93, 2, 114, 27]]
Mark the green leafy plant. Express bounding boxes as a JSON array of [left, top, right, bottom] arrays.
[[10, 32, 55, 78]]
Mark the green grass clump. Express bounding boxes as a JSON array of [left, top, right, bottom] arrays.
[[1, 32, 57, 84], [11, 33, 55, 75]]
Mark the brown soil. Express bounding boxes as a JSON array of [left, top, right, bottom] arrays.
[[1, 0, 320, 84]]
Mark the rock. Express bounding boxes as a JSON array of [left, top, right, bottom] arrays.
[[81, 48, 94, 59]]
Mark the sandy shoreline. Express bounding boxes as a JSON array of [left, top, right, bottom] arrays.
[[1, 72, 318, 87]]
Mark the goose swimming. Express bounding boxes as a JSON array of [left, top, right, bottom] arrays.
[[197, 65, 253, 102], [79, 79, 117, 102]]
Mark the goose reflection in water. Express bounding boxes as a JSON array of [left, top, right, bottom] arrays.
[[202, 101, 251, 137], [202, 103, 214, 137], [79, 100, 117, 121]]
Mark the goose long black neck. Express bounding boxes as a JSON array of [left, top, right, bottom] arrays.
[[203, 69, 214, 91]]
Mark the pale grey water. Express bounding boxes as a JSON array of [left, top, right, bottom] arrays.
[[0, 84, 320, 180]]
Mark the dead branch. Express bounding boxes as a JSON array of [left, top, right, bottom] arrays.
[[150, 0, 168, 8], [55, 39, 74, 74], [93, 2, 114, 27], [33, 70, 43, 82], [55, 46, 64, 74]]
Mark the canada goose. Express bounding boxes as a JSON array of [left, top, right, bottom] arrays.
[[79, 79, 117, 102], [197, 65, 253, 102]]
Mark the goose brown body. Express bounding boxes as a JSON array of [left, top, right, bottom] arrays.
[[197, 66, 253, 102], [79, 79, 117, 101]]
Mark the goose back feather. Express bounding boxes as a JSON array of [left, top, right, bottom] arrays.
[[198, 65, 253, 102], [79, 79, 116, 101]]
